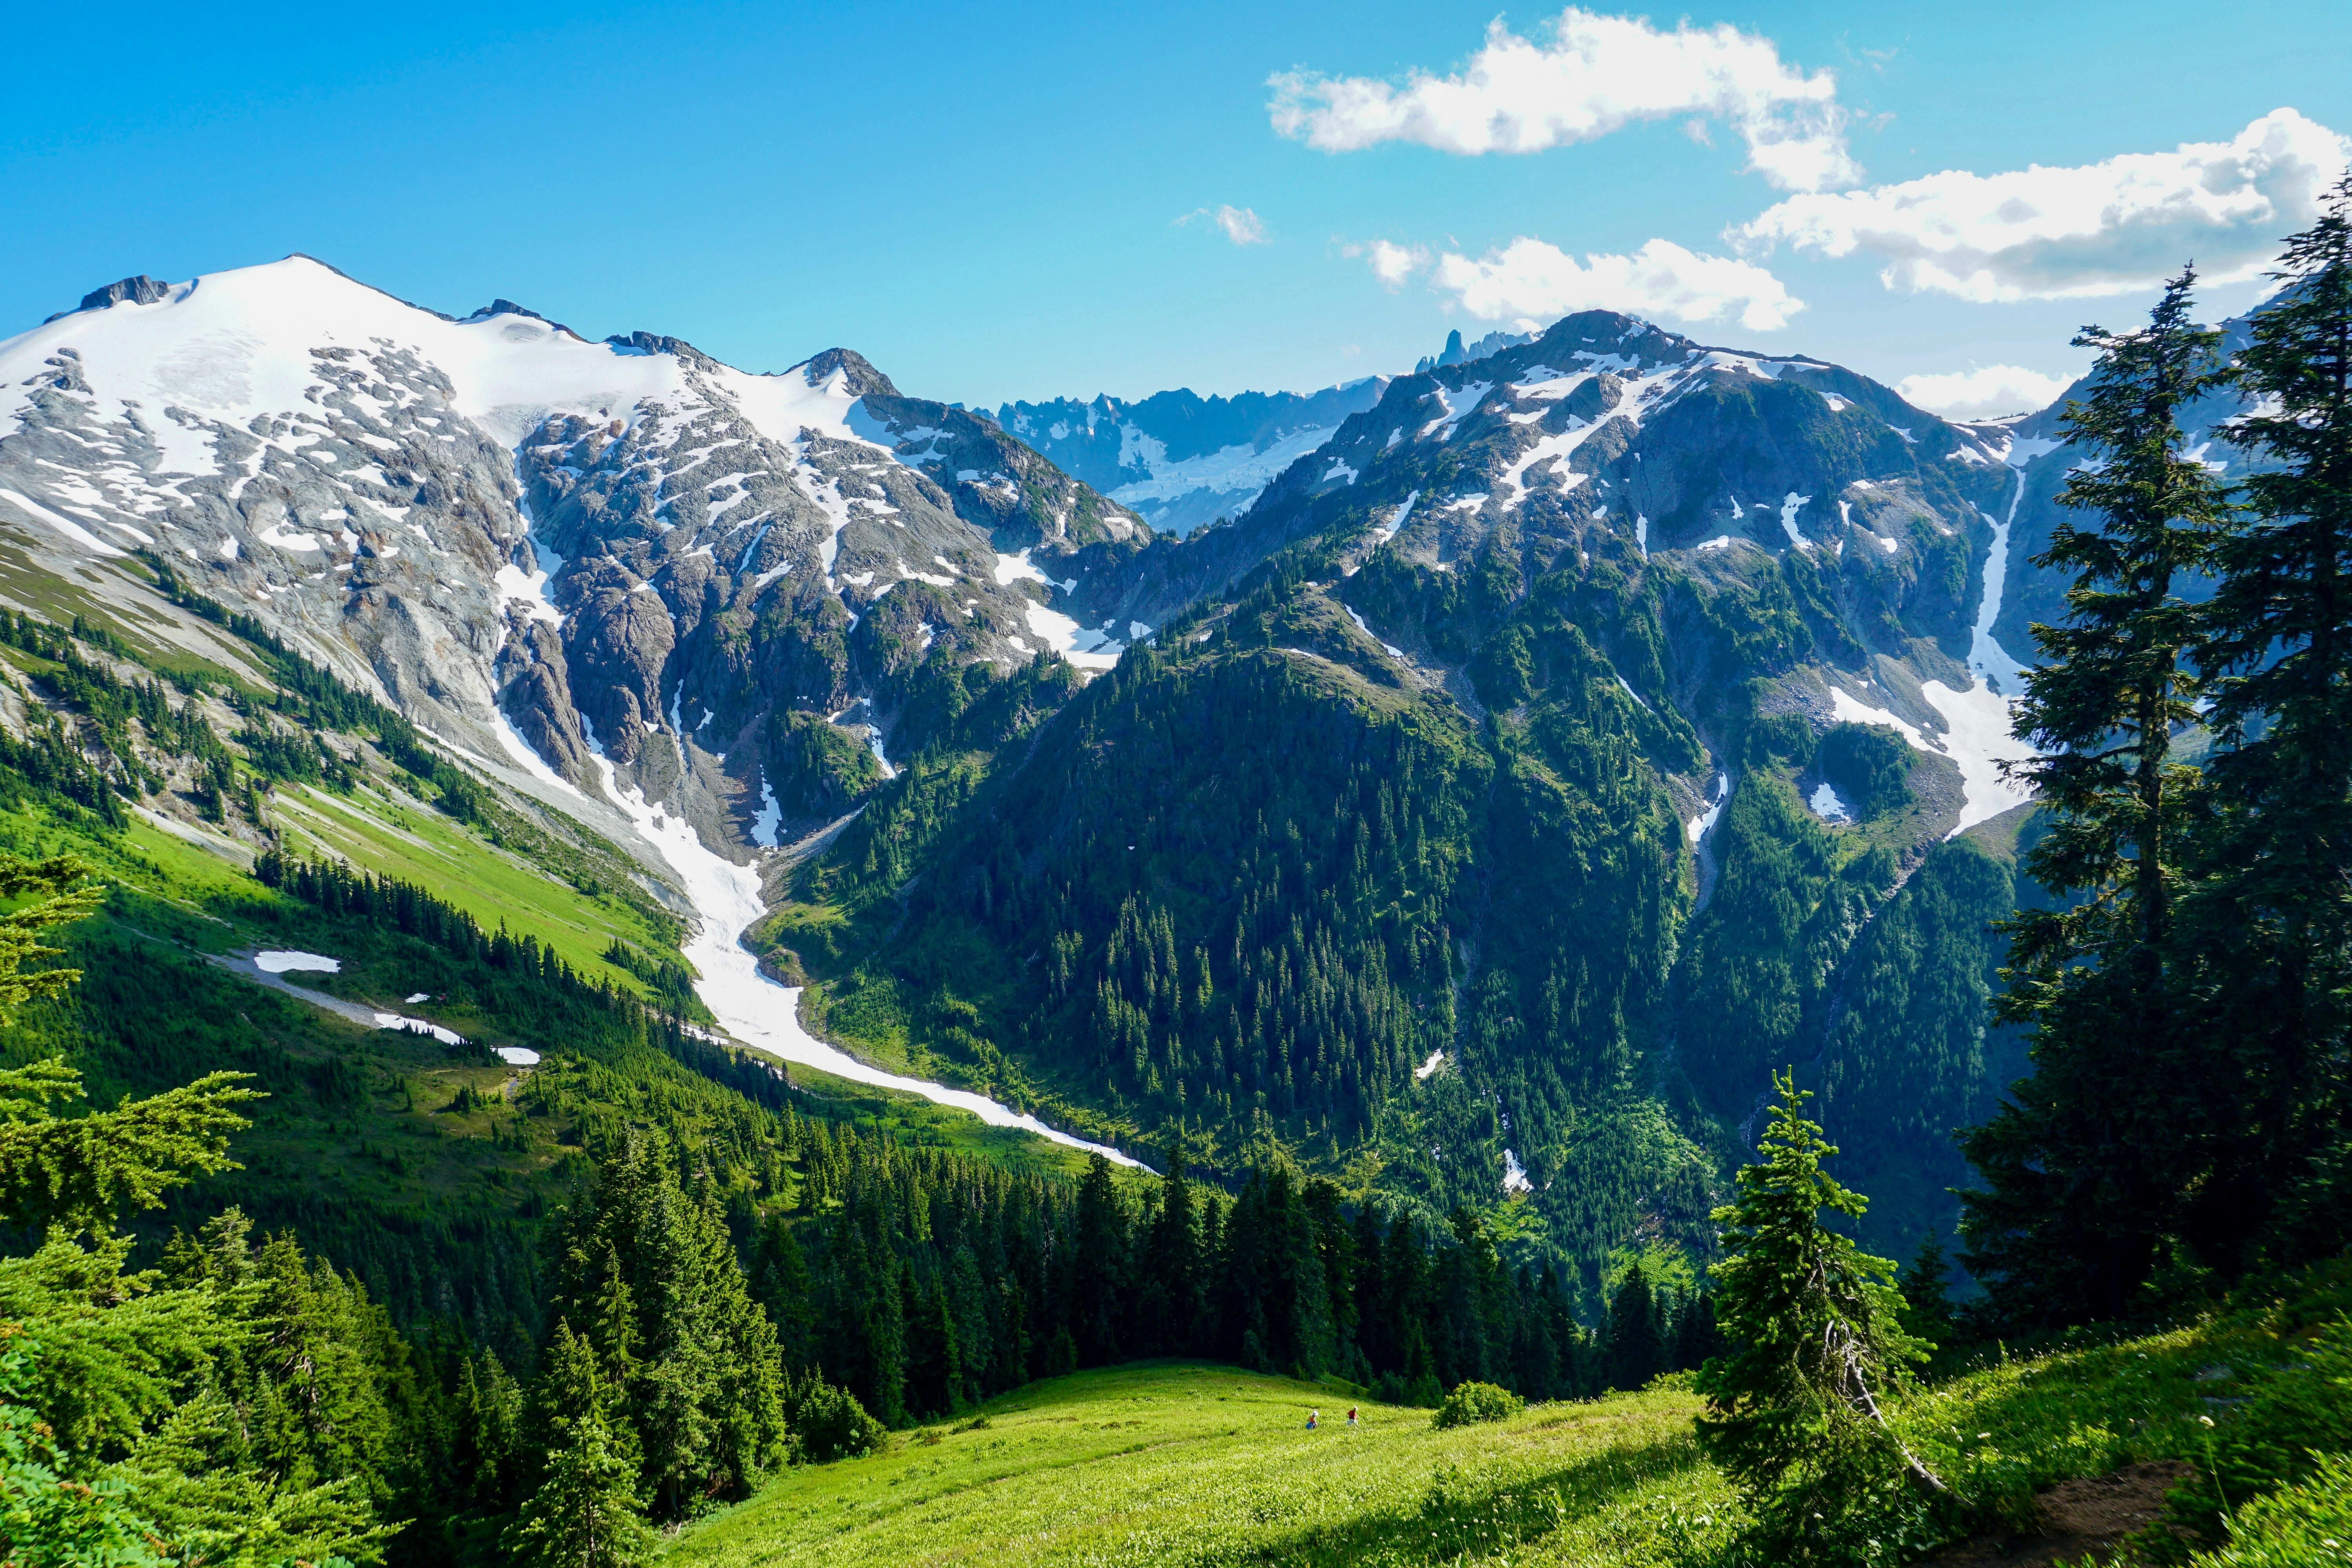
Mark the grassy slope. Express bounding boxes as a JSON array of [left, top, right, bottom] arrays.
[[263, 776, 677, 984], [671, 1264, 2352, 1568], [667, 1365, 1721, 1568]]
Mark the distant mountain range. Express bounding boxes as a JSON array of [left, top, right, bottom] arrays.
[[992, 326, 1537, 537]]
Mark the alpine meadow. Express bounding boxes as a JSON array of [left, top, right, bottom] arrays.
[[4, 9, 2352, 1563]]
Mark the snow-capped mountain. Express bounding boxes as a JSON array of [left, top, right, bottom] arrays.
[[0, 256, 1149, 849], [996, 380, 1389, 537], [995, 328, 1539, 538], [1, 258, 2066, 867], [1062, 309, 2049, 839]]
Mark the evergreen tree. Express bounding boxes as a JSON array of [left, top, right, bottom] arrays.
[[1697, 1073, 1941, 1562], [1896, 1234, 1957, 1354], [1137, 1150, 1203, 1355], [902, 1269, 962, 1420], [0, 855, 103, 1017], [1964, 269, 2234, 1326], [1066, 1154, 1127, 1366], [546, 1136, 788, 1521], [2186, 174, 2352, 1270], [1603, 1269, 1659, 1391], [507, 1327, 656, 1568]]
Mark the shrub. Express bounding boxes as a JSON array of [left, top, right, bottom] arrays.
[[1432, 1381, 1524, 1430], [2189, 1449, 2352, 1566], [788, 1375, 886, 1463], [2163, 1314, 2352, 1550]]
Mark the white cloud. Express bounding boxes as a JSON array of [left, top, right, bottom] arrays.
[[1179, 205, 1269, 245], [1342, 239, 1432, 289], [1268, 7, 1857, 192], [1896, 365, 2072, 421], [1738, 109, 2352, 301], [1430, 237, 1805, 332]]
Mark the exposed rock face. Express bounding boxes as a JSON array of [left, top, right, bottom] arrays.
[[0, 260, 2061, 870], [0, 256, 1149, 847], [1071, 310, 2021, 662], [70, 276, 172, 316]]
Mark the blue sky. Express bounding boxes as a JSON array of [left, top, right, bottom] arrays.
[[5, 1, 2347, 415]]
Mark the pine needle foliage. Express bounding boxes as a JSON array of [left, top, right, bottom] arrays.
[[1695, 1072, 1940, 1563], [1964, 270, 2236, 1325], [2181, 173, 2352, 1270]]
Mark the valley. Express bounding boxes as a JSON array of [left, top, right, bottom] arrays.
[[4, 230, 2347, 1568]]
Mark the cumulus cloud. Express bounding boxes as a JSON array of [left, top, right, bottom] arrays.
[[1179, 205, 1269, 245], [1896, 365, 2073, 421], [1427, 237, 1805, 332], [1738, 109, 2352, 301], [1268, 8, 1857, 192], [1341, 239, 1432, 289]]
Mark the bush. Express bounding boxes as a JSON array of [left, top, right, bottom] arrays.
[[1432, 1381, 1524, 1430], [787, 1375, 886, 1463], [2164, 1314, 2352, 1548], [2190, 1449, 2352, 1566]]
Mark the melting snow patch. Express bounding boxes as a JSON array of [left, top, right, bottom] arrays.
[[1345, 606, 1406, 658], [373, 1012, 465, 1046], [993, 548, 1076, 595], [256, 950, 340, 975], [497, 1047, 541, 1066], [1686, 771, 1730, 844], [404, 992, 430, 1004], [750, 775, 782, 848], [1780, 492, 1814, 550], [1373, 490, 1418, 545], [569, 724, 1144, 1165], [1829, 684, 2033, 836], [0, 486, 129, 555], [1414, 1049, 1446, 1081]]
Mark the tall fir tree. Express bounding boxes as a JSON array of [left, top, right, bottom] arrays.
[[1603, 1269, 1659, 1392], [1963, 269, 2234, 1326], [2184, 174, 2352, 1270], [507, 1325, 657, 1568]]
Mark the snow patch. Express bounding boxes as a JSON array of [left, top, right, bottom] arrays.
[[256, 950, 340, 975]]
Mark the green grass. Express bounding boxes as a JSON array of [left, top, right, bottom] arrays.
[[668, 1264, 2352, 1568], [665, 1364, 1728, 1568], [265, 779, 674, 985]]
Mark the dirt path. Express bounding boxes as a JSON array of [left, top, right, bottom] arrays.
[[1921, 1461, 2192, 1568]]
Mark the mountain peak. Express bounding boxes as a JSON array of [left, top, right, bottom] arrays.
[[1416, 324, 1535, 373], [797, 347, 900, 399]]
